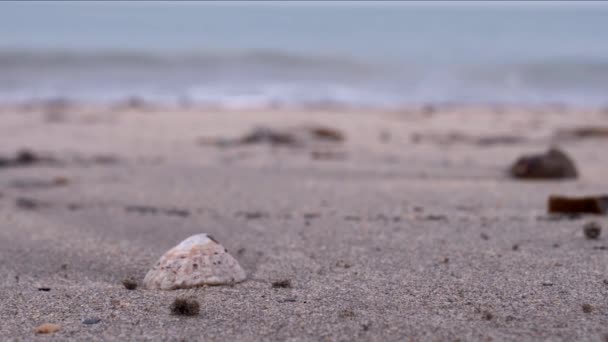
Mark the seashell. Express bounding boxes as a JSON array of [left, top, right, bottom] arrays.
[[143, 234, 246, 290]]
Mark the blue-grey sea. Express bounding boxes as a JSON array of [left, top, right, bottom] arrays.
[[1, 1, 607, 108]]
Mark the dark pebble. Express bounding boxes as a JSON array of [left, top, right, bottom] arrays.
[[583, 222, 602, 240], [171, 297, 200, 316], [271, 279, 292, 288], [37, 287, 51, 292], [122, 278, 138, 290], [582, 303, 594, 313], [82, 317, 101, 325]]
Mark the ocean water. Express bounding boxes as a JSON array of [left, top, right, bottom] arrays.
[[1, 1, 607, 108]]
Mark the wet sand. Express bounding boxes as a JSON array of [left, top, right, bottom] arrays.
[[0, 103, 607, 341]]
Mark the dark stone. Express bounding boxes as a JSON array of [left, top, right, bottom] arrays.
[[583, 222, 602, 239], [122, 278, 138, 290], [82, 317, 101, 325], [271, 279, 292, 288], [170, 298, 200, 316], [510, 148, 578, 179], [582, 303, 593, 313]]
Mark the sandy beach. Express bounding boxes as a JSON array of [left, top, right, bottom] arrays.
[[0, 103, 606, 341]]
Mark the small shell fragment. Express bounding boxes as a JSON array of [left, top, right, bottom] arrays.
[[143, 234, 246, 290], [35, 323, 61, 334]]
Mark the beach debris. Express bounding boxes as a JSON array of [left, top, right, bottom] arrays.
[[582, 303, 594, 313], [37, 287, 51, 292], [0, 149, 51, 168], [554, 126, 608, 140], [125, 205, 190, 218], [170, 297, 200, 316], [199, 125, 345, 148], [34, 323, 61, 334], [310, 150, 347, 160], [122, 278, 138, 290], [82, 317, 101, 325], [10, 177, 69, 190], [271, 279, 292, 288], [583, 222, 602, 240], [548, 195, 608, 215], [509, 148, 578, 179], [409, 132, 526, 146], [15, 197, 48, 210], [143, 234, 246, 290]]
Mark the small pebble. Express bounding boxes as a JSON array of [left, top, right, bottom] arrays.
[[482, 311, 493, 320], [584, 222, 602, 240], [122, 278, 138, 290], [37, 287, 51, 292], [35, 323, 60, 334], [82, 317, 101, 325], [582, 303, 594, 313], [170, 297, 200, 316], [271, 279, 292, 288]]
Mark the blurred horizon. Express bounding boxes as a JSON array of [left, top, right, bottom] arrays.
[[1, 1, 607, 108]]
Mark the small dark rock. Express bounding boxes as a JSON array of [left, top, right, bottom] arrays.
[[271, 279, 292, 288], [510, 148, 578, 180], [480, 233, 490, 240], [15, 197, 44, 210], [583, 222, 602, 240], [582, 303, 594, 313], [512, 244, 519, 251], [37, 287, 51, 292], [170, 297, 200, 316], [603, 279, 608, 286], [15, 149, 39, 165], [122, 278, 138, 290], [82, 317, 101, 325], [482, 311, 494, 321], [542, 282, 554, 287]]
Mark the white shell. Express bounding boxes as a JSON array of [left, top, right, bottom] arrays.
[[143, 234, 246, 290]]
